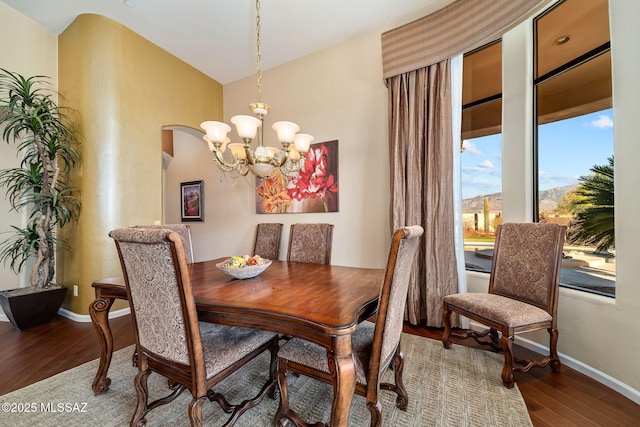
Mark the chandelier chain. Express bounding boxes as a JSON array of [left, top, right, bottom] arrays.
[[200, 0, 313, 180], [256, 0, 262, 103]]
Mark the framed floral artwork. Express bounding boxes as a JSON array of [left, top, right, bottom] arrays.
[[256, 140, 339, 214], [181, 180, 204, 222]]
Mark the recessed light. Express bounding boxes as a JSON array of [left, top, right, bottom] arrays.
[[123, 0, 136, 8], [553, 35, 570, 46]]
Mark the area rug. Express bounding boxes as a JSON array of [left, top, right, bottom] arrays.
[[0, 333, 532, 426]]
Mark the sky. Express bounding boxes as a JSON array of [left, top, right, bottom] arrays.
[[460, 109, 614, 200]]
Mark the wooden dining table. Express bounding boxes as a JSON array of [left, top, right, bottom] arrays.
[[89, 258, 383, 427]]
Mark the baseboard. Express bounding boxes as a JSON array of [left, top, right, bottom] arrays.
[[0, 307, 131, 323], [57, 307, 131, 322], [467, 321, 640, 405], [515, 335, 640, 405]]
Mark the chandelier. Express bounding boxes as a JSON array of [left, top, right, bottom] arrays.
[[200, 0, 313, 179]]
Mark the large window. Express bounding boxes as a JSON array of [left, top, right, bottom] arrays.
[[535, 0, 615, 297], [461, 41, 502, 273], [462, 0, 615, 298]]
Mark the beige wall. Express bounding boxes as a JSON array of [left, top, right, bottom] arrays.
[[166, 30, 392, 268], [0, 3, 57, 292], [2, 0, 639, 403], [207, 1, 640, 400], [56, 14, 223, 314]]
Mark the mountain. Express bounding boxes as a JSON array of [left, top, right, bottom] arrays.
[[462, 184, 578, 213]]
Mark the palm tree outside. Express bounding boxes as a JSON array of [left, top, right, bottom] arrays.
[[566, 156, 614, 253]]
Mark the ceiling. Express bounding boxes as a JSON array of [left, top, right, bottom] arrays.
[[1, 0, 455, 84]]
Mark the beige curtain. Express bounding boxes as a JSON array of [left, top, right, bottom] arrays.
[[387, 60, 458, 327], [381, 0, 550, 79]]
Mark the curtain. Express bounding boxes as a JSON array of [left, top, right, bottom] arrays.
[[381, 0, 550, 79], [387, 60, 459, 327], [450, 54, 468, 328]]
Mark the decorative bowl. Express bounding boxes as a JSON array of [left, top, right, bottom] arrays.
[[216, 260, 272, 279]]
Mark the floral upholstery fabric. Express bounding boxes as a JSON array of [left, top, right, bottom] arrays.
[[134, 224, 194, 264], [199, 322, 279, 379], [110, 227, 278, 370], [378, 226, 423, 372], [253, 223, 283, 260], [278, 225, 423, 383], [287, 223, 334, 264], [278, 321, 375, 385], [491, 223, 563, 308], [110, 227, 192, 365], [443, 293, 552, 327], [443, 222, 563, 327]]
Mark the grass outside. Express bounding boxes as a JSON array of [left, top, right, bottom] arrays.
[[463, 230, 496, 243]]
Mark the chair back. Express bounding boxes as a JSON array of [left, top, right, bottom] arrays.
[[253, 223, 283, 260], [287, 223, 334, 264], [489, 223, 565, 314], [370, 226, 423, 379], [110, 227, 201, 369], [134, 223, 194, 264]]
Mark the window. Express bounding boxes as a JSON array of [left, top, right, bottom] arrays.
[[461, 41, 502, 274], [534, 0, 615, 296]]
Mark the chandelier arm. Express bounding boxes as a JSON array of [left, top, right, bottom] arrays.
[[236, 162, 250, 176], [244, 145, 258, 166], [212, 150, 244, 173], [270, 151, 287, 167], [280, 157, 305, 175]]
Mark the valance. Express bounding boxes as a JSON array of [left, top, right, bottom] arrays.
[[381, 0, 550, 79]]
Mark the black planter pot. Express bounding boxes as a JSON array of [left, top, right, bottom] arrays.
[[0, 286, 67, 330]]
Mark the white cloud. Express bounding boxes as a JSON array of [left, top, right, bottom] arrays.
[[462, 163, 501, 175], [588, 115, 613, 129], [462, 140, 482, 155], [479, 160, 494, 169]]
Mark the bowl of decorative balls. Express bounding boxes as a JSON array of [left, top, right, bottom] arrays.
[[216, 255, 272, 279]]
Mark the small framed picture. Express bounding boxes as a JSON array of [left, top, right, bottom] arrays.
[[181, 180, 204, 222]]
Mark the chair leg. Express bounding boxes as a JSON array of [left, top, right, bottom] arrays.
[[442, 303, 453, 349], [380, 346, 408, 411], [549, 327, 561, 372], [188, 396, 206, 427], [500, 334, 515, 389], [275, 359, 290, 427], [131, 369, 151, 427], [268, 336, 279, 399], [392, 347, 408, 410]]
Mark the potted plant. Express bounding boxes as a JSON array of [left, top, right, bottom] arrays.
[[0, 69, 81, 330]]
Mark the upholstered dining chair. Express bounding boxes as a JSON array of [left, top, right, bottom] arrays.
[[287, 223, 334, 264], [253, 223, 283, 260], [109, 227, 279, 427], [442, 222, 566, 389], [134, 223, 194, 263], [275, 225, 423, 427]]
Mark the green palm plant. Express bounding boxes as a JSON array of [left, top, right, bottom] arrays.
[[567, 156, 614, 252], [0, 69, 81, 289]]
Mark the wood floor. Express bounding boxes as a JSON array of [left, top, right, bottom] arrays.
[[1, 315, 638, 426]]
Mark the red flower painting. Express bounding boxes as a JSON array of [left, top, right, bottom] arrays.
[[287, 144, 338, 204], [256, 140, 339, 213]]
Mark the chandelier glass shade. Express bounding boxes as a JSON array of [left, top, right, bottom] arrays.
[[201, 0, 313, 179]]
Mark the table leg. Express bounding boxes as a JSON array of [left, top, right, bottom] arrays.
[[329, 339, 357, 427], [89, 297, 115, 395]]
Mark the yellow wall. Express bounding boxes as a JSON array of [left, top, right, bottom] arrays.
[[57, 14, 223, 314]]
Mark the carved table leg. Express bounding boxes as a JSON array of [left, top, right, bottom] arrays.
[[90, 297, 115, 395], [329, 337, 357, 427]]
